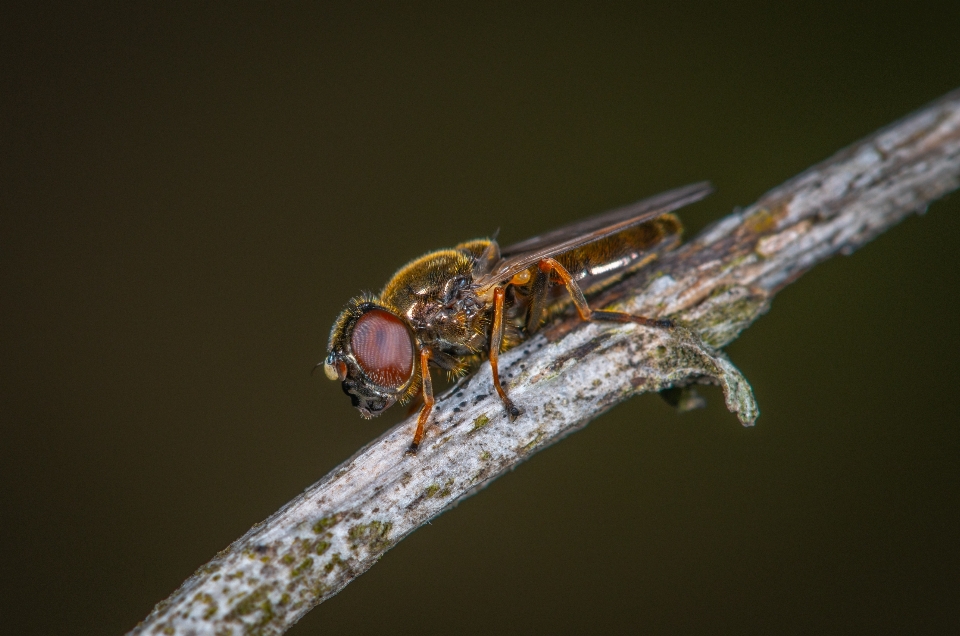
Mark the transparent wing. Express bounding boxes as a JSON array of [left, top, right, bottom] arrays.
[[475, 181, 713, 289]]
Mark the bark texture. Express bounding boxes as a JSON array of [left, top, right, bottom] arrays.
[[130, 88, 960, 636]]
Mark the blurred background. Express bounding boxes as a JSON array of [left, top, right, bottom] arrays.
[[3, 3, 959, 634]]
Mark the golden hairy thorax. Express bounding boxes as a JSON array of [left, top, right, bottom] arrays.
[[377, 243, 496, 377], [379, 248, 478, 315]]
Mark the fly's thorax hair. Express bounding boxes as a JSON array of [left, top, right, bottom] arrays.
[[454, 238, 499, 272], [325, 295, 422, 418], [379, 246, 490, 330], [372, 241, 499, 364], [378, 246, 480, 310], [453, 238, 493, 256]]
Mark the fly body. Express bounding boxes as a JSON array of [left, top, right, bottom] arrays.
[[323, 182, 713, 454]]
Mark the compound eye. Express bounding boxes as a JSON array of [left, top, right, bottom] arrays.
[[351, 309, 414, 388]]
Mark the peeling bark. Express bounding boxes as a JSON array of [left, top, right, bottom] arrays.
[[130, 88, 960, 636]]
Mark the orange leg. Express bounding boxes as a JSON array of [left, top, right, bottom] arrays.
[[406, 348, 434, 455], [538, 258, 674, 329], [490, 287, 520, 419]]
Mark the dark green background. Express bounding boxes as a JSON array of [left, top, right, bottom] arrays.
[[3, 3, 959, 634]]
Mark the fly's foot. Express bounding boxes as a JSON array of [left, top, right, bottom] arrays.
[[503, 398, 520, 420], [405, 442, 419, 456]]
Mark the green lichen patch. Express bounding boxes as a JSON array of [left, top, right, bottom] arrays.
[[311, 514, 342, 534], [279, 536, 333, 579], [227, 584, 273, 622], [196, 561, 222, 577], [194, 592, 218, 620], [471, 413, 490, 431], [523, 430, 546, 452], [306, 579, 330, 599], [222, 581, 296, 635], [688, 287, 769, 348], [445, 476, 456, 496], [426, 477, 455, 499], [347, 521, 394, 552], [291, 557, 314, 578], [323, 553, 343, 574]]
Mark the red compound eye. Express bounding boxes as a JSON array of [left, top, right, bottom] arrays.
[[351, 309, 414, 388]]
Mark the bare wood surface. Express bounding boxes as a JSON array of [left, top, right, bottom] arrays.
[[130, 88, 960, 636]]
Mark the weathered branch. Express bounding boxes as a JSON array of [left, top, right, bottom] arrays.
[[130, 88, 960, 636]]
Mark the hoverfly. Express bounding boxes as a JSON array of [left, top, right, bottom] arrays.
[[322, 182, 712, 454]]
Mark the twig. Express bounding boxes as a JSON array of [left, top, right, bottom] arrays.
[[130, 88, 960, 636]]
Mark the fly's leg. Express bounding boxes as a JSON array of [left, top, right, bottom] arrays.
[[538, 258, 674, 329], [524, 269, 551, 335], [490, 286, 521, 419], [406, 348, 434, 455]]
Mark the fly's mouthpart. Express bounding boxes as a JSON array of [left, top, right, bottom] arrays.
[[354, 394, 395, 419], [341, 377, 398, 419]]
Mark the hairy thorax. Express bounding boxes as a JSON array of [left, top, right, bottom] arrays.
[[379, 248, 492, 368]]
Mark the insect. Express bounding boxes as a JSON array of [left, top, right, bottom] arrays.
[[322, 182, 713, 454]]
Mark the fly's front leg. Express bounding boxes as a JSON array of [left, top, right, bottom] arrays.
[[406, 348, 434, 455], [538, 258, 674, 329], [490, 286, 521, 419]]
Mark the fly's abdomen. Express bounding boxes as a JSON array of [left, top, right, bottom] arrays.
[[557, 214, 682, 293]]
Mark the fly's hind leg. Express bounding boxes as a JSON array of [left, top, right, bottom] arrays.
[[588, 309, 674, 329], [538, 257, 674, 329]]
